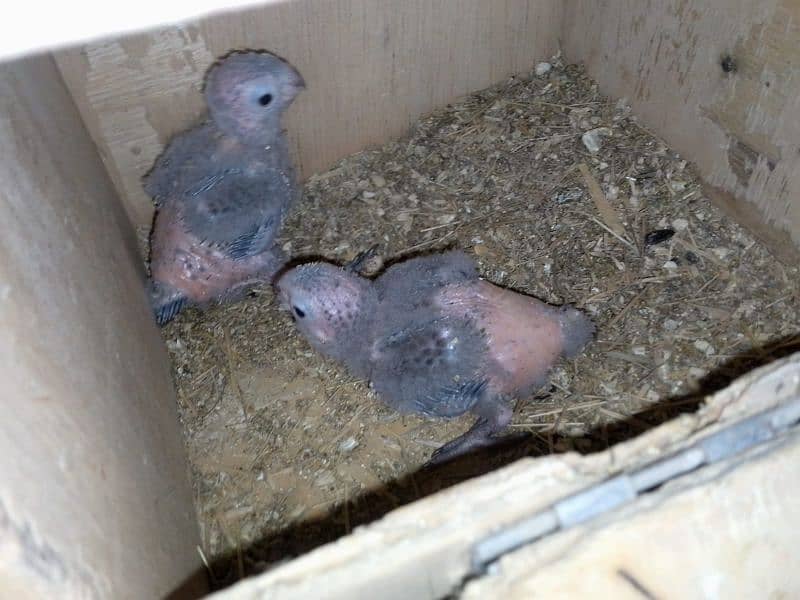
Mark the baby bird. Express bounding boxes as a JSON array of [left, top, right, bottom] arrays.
[[146, 50, 305, 324], [276, 250, 594, 464]]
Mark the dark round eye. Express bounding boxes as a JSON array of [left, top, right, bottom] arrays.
[[258, 93, 273, 106], [293, 305, 305, 318]]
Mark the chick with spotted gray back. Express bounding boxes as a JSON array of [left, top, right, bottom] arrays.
[[276, 250, 594, 464]]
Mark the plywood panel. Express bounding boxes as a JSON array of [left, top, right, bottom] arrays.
[[562, 0, 800, 256], [463, 433, 800, 599], [54, 0, 562, 228], [0, 55, 202, 599]]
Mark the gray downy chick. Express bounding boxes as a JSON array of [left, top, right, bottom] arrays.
[[276, 250, 594, 464], [146, 50, 305, 324]]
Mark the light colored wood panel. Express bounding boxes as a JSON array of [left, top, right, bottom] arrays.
[[55, 0, 562, 229], [704, 182, 799, 265], [463, 433, 800, 598], [0, 55, 202, 599], [562, 0, 800, 255]]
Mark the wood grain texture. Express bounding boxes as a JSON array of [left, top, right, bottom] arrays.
[[0, 56, 202, 599], [563, 0, 800, 254], [463, 434, 800, 599], [55, 0, 562, 228]]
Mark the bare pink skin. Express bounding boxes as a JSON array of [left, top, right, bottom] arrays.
[[150, 205, 279, 304], [437, 280, 564, 397], [275, 251, 593, 464], [144, 51, 303, 324]]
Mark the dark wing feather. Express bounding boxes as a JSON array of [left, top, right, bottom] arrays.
[[370, 315, 489, 418], [377, 250, 479, 304], [143, 123, 218, 206], [179, 167, 290, 256]]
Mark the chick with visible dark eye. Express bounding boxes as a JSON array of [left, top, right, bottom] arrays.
[[275, 250, 594, 465], [145, 50, 305, 325]]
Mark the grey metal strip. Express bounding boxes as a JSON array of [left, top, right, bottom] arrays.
[[471, 396, 800, 573]]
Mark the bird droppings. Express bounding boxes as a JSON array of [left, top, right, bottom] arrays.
[[535, 62, 552, 77], [581, 127, 612, 153], [672, 217, 689, 231], [339, 437, 360, 453], [148, 59, 800, 585]]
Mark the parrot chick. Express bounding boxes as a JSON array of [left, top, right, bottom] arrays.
[[275, 250, 594, 464], [145, 50, 305, 324]]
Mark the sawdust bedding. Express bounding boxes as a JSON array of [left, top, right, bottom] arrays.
[[151, 57, 800, 581]]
